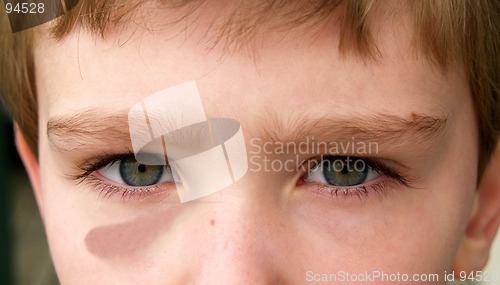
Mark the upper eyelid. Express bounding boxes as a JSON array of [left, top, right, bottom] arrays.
[[77, 152, 166, 174], [76, 153, 173, 182], [69, 153, 135, 182], [302, 155, 412, 188]]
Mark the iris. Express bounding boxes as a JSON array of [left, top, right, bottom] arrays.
[[119, 157, 165, 186], [322, 156, 368, 187]]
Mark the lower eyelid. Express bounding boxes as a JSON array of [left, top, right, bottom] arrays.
[[298, 176, 391, 200], [82, 173, 177, 203]]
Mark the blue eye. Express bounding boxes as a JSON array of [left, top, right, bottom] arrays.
[[98, 157, 175, 187], [305, 156, 380, 187]]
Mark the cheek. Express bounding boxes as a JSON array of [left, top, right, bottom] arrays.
[[38, 140, 139, 283], [38, 137, 188, 284], [290, 160, 476, 279]]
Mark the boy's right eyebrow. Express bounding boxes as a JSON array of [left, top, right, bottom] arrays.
[[47, 110, 132, 152], [46, 109, 447, 153]]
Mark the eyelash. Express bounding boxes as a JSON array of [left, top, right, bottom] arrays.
[[298, 156, 411, 200], [72, 153, 412, 202], [72, 153, 174, 201], [79, 175, 166, 201]]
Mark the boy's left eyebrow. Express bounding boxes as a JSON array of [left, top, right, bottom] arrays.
[[255, 112, 447, 148]]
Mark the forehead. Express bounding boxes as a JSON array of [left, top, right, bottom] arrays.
[[33, 4, 467, 126]]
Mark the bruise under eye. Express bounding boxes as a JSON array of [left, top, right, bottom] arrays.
[[119, 157, 165, 187]]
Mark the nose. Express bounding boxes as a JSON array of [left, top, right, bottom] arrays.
[[176, 187, 291, 285]]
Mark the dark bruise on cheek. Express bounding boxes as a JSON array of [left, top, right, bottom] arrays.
[[85, 207, 179, 259]]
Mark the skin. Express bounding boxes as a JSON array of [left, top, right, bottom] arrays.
[[16, 2, 500, 285]]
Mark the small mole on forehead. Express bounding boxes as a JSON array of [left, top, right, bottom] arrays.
[[210, 219, 215, 226]]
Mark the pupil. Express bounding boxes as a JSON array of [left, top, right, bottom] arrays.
[[341, 165, 350, 174], [138, 164, 147, 173]]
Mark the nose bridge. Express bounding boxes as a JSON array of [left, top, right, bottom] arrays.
[[190, 191, 280, 284]]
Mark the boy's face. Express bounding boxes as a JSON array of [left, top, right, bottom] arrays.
[[31, 6, 479, 284]]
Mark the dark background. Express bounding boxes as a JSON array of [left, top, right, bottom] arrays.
[[0, 106, 13, 285], [0, 106, 58, 285]]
